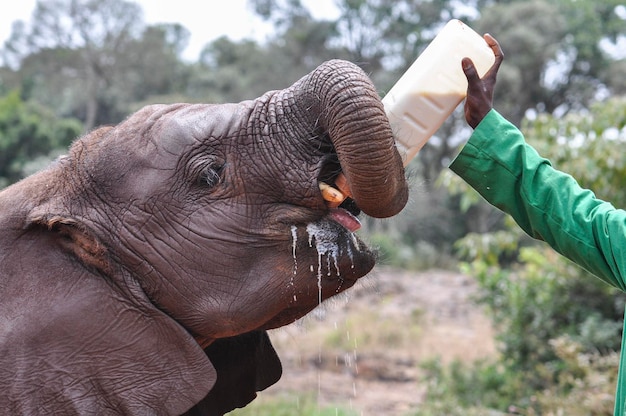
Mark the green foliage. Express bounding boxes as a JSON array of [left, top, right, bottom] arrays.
[[192, 38, 296, 103], [535, 336, 618, 415], [227, 394, 358, 416], [415, 358, 514, 415], [416, 344, 618, 415], [453, 223, 523, 265], [449, 203, 624, 412], [459, 242, 623, 379], [0, 90, 81, 187]]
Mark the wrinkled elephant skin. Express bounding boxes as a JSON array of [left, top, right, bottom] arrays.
[[0, 60, 408, 415]]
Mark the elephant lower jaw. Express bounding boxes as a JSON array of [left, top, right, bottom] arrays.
[[260, 216, 376, 329], [262, 218, 374, 329]]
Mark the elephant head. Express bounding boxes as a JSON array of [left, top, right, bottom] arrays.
[[0, 59, 408, 414]]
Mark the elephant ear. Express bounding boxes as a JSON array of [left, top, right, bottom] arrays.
[[183, 331, 283, 416], [11, 213, 218, 414]]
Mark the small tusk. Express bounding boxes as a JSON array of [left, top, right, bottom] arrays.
[[334, 173, 353, 198], [319, 182, 346, 206]]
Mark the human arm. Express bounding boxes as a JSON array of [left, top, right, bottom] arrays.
[[450, 110, 626, 290], [452, 34, 626, 290]]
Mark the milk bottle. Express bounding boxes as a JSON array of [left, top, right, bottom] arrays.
[[383, 19, 495, 165]]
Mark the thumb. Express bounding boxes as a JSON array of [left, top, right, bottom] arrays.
[[462, 57, 479, 84]]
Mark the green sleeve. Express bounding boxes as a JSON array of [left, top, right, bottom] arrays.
[[449, 109, 626, 291]]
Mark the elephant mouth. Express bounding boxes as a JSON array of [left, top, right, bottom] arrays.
[[319, 176, 362, 232], [328, 207, 361, 232], [299, 215, 374, 279]]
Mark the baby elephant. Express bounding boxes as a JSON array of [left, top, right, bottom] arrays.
[[0, 60, 408, 415]]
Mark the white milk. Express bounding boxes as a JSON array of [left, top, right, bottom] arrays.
[[383, 19, 496, 165]]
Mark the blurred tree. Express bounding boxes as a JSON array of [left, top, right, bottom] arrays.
[[249, 0, 466, 88], [103, 23, 190, 117], [474, 0, 567, 125], [475, 0, 626, 124], [2, 0, 189, 129], [605, 59, 626, 96], [3, 0, 144, 130], [0, 90, 82, 188], [189, 38, 277, 103], [190, 1, 344, 104]]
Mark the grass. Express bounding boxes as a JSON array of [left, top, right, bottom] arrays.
[[322, 307, 423, 352], [227, 394, 358, 416]]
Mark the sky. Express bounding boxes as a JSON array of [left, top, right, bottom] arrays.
[[0, 0, 340, 62]]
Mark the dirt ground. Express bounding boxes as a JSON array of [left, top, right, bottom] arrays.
[[252, 267, 498, 415]]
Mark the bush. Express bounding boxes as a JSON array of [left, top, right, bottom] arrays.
[[535, 336, 618, 415], [449, 224, 624, 413], [410, 358, 510, 415]]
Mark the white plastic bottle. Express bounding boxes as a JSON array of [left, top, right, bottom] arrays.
[[382, 19, 495, 165]]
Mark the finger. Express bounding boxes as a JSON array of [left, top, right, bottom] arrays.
[[461, 57, 480, 84], [484, 34, 500, 54], [483, 33, 504, 74]]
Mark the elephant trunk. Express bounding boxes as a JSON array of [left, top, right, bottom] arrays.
[[302, 60, 409, 218]]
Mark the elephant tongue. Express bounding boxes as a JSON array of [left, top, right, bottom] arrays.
[[329, 208, 361, 232]]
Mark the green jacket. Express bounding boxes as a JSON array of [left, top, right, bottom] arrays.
[[449, 109, 626, 416]]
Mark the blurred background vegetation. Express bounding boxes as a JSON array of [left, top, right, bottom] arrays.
[[1, 0, 625, 414]]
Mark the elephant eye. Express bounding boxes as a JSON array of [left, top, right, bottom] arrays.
[[199, 163, 225, 189]]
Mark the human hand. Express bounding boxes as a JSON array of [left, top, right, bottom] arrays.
[[462, 34, 504, 129]]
